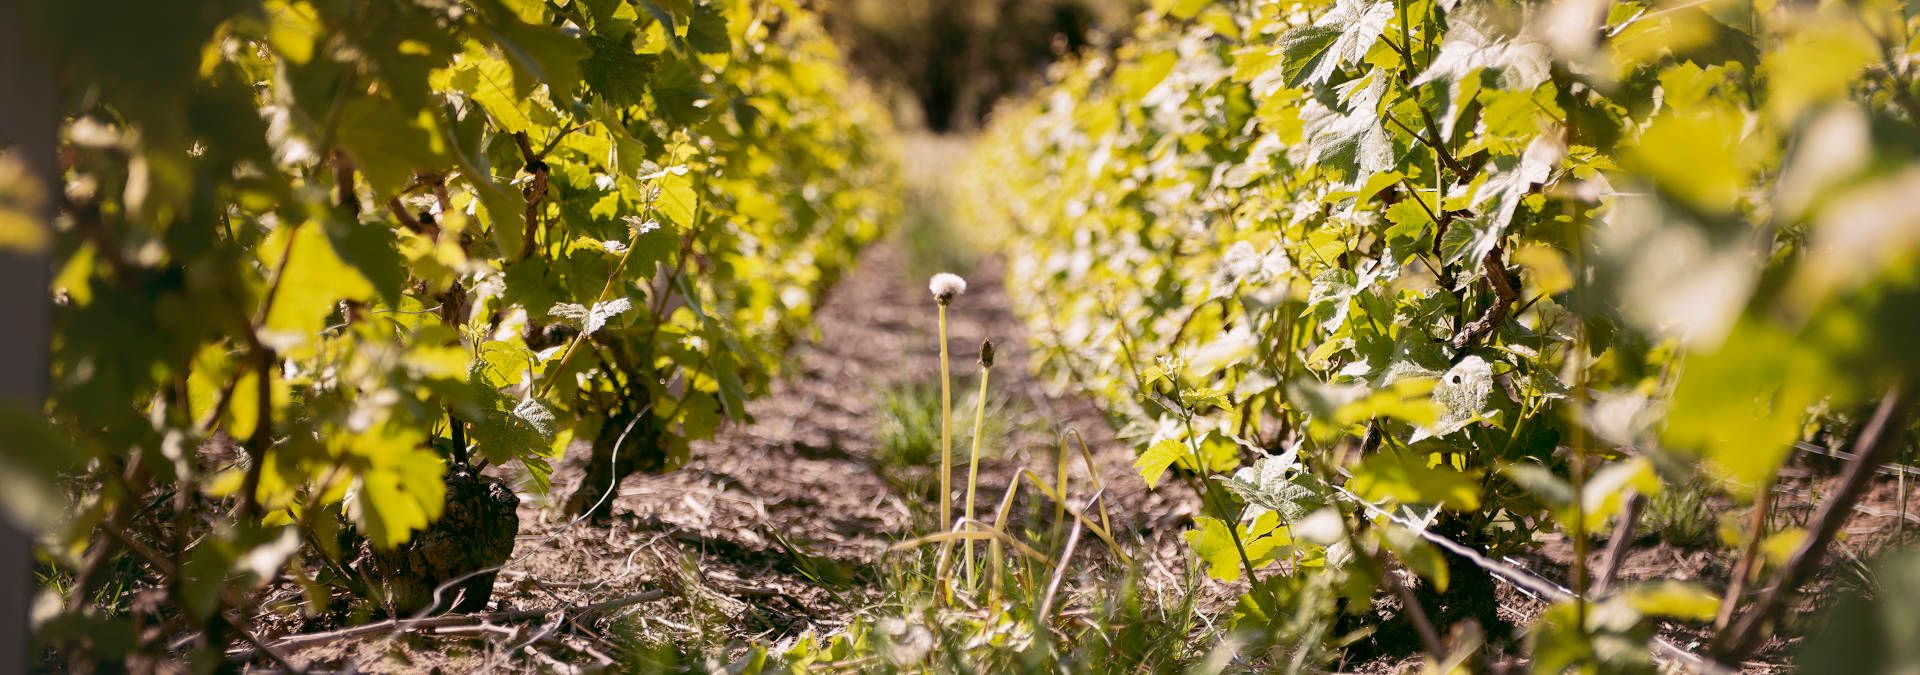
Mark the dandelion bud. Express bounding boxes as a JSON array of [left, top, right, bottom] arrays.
[[928, 272, 967, 305], [979, 339, 995, 368]]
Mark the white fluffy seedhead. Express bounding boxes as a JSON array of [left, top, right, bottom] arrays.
[[929, 272, 967, 305]]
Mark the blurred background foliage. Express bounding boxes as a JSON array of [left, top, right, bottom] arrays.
[[813, 0, 1139, 131]]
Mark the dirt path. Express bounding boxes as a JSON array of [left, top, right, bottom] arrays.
[[281, 240, 1199, 671]]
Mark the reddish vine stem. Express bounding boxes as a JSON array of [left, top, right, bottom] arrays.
[[439, 280, 471, 467], [1449, 245, 1517, 350], [1713, 386, 1913, 662], [230, 178, 318, 517], [1713, 485, 1772, 633], [1591, 492, 1645, 596], [238, 344, 276, 519], [385, 197, 433, 237], [514, 131, 550, 260], [331, 150, 360, 216]]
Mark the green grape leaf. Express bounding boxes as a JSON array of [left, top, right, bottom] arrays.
[[1799, 550, 1920, 672], [1306, 268, 1359, 333], [1623, 105, 1751, 212], [648, 54, 711, 124], [1437, 214, 1482, 267], [1760, 527, 1806, 568], [1664, 321, 1832, 497], [467, 393, 557, 470], [225, 368, 293, 444], [1220, 450, 1327, 522], [1380, 525, 1449, 593], [1577, 457, 1661, 532], [264, 0, 322, 66], [1276, 0, 1392, 88], [1288, 377, 1441, 442], [1164, 0, 1209, 20], [548, 297, 633, 336], [1763, 20, 1877, 122], [323, 219, 407, 306], [342, 425, 445, 549], [1348, 451, 1481, 511], [336, 95, 449, 198], [1301, 73, 1392, 184], [1529, 600, 1609, 674], [1411, 9, 1550, 130], [1623, 581, 1719, 621], [179, 534, 239, 621], [353, 3, 461, 111], [503, 257, 566, 318], [1503, 462, 1574, 509], [258, 223, 375, 351], [684, 1, 730, 54], [1412, 356, 1494, 443], [1185, 514, 1282, 583], [483, 9, 592, 101], [1134, 437, 1186, 490], [1593, 196, 1761, 347], [583, 35, 654, 107], [0, 408, 83, 532], [653, 169, 699, 228], [445, 53, 530, 132], [474, 340, 540, 389], [1465, 137, 1561, 262], [1115, 51, 1178, 101]]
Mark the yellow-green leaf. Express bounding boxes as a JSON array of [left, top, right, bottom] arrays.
[[1348, 452, 1481, 511]]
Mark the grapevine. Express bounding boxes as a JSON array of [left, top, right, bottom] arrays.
[[11, 0, 895, 665], [966, 0, 1920, 668]]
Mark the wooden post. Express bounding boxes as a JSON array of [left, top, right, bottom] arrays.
[[0, 0, 58, 668]]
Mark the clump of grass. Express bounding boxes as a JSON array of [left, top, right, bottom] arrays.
[[1642, 478, 1716, 548], [784, 429, 1208, 672], [874, 379, 1019, 503], [875, 383, 946, 472]]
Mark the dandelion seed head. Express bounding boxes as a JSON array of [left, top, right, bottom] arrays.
[[928, 272, 967, 305]]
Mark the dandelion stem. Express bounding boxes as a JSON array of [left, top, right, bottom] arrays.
[[938, 305, 954, 539], [964, 358, 991, 590]]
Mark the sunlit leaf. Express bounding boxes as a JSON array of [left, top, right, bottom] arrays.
[[1276, 0, 1392, 88], [1348, 451, 1481, 511]]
